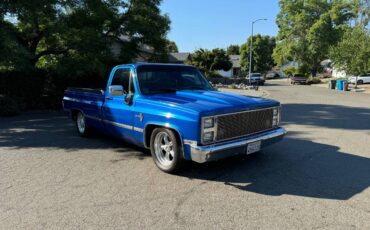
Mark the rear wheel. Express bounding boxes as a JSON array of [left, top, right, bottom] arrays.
[[150, 128, 185, 173], [75, 112, 90, 137], [357, 80, 364, 85]]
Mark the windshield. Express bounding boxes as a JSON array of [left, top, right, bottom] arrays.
[[136, 65, 214, 94]]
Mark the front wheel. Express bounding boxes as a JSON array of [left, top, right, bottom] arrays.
[[150, 128, 185, 173]]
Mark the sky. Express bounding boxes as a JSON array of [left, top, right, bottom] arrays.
[[160, 0, 280, 52]]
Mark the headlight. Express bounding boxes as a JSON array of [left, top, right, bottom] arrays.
[[202, 117, 217, 143], [272, 107, 281, 127], [203, 118, 214, 128], [203, 131, 214, 142]]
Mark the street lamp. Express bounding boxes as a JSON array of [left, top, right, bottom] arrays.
[[248, 18, 267, 86]]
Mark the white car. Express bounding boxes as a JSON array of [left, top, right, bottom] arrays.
[[245, 73, 265, 85], [349, 74, 370, 84]]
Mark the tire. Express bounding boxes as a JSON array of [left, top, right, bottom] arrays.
[[75, 111, 90, 137], [150, 128, 185, 173], [357, 80, 364, 85]]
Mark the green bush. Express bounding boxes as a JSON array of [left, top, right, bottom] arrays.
[[297, 65, 310, 77], [206, 71, 223, 78], [283, 66, 297, 76], [228, 83, 237, 89], [0, 95, 20, 116], [306, 77, 321, 84]]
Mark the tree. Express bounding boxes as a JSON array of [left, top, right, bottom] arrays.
[[329, 25, 370, 77], [0, 0, 171, 74], [239, 35, 276, 72], [166, 40, 178, 53], [354, 0, 370, 26], [188, 48, 232, 76], [226, 45, 240, 55], [273, 0, 355, 76]]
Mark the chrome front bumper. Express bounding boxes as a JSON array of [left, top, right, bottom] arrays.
[[188, 127, 287, 163]]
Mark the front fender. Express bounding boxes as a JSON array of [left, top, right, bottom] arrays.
[[142, 120, 198, 161]]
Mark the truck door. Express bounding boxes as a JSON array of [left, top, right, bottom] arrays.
[[102, 67, 136, 142]]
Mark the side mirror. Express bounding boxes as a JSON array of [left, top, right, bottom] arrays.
[[109, 85, 125, 96]]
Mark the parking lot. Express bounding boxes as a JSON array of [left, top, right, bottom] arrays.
[[1, 80, 370, 229]]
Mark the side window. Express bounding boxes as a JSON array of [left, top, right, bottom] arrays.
[[111, 68, 130, 94]]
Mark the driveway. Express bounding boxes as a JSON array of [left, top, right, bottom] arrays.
[[1, 80, 370, 229]]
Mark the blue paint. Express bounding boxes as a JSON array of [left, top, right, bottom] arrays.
[[63, 64, 281, 161]]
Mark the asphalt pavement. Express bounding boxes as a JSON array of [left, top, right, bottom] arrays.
[[1, 79, 370, 229]]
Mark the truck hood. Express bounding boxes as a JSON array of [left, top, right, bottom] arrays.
[[140, 90, 279, 116]]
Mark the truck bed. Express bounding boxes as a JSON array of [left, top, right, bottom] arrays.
[[63, 87, 104, 118]]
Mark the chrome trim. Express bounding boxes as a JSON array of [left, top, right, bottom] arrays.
[[63, 97, 93, 104], [83, 114, 143, 133], [84, 114, 101, 121], [183, 139, 198, 146], [103, 119, 132, 130], [190, 127, 286, 163], [203, 106, 280, 119], [133, 127, 144, 133], [109, 85, 124, 96]]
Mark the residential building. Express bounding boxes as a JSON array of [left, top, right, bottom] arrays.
[[217, 55, 241, 78], [110, 35, 153, 62], [167, 52, 192, 64]]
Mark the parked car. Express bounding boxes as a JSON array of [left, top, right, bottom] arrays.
[[349, 74, 370, 85], [245, 73, 265, 85], [266, 71, 281, 79], [290, 74, 308, 85], [63, 64, 286, 173]]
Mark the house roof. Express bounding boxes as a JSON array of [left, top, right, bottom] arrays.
[[168, 52, 191, 62], [229, 55, 241, 68]]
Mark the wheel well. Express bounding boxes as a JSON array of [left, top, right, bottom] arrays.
[[144, 124, 182, 149], [71, 109, 80, 121]]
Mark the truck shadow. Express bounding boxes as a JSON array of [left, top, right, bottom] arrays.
[[178, 135, 370, 200], [1, 111, 370, 200]]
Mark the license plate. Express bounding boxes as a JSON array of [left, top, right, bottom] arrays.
[[246, 141, 261, 154]]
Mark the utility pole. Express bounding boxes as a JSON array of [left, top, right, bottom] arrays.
[[249, 18, 267, 85]]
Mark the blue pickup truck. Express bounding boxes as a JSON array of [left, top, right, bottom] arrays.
[[63, 64, 286, 173]]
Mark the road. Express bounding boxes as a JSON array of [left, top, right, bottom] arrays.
[[1, 80, 370, 229]]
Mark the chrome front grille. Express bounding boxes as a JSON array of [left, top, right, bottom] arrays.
[[216, 108, 274, 141]]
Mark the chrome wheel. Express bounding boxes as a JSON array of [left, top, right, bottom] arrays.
[[77, 112, 86, 134], [154, 132, 174, 167]]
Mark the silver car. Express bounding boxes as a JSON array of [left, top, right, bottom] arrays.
[[349, 74, 370, 85]]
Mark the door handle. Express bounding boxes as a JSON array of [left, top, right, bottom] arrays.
[[106, 97, 113, 100]]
